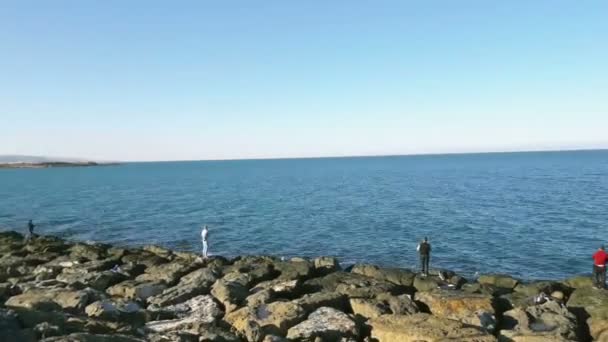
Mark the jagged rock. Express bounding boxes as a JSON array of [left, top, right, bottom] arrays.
[[210, 279, 249, 313], [121, 251, 168, 268], [499, 300, 578, 341], [253, 279, 301, 299], [33, 321, 63, 339], [350, 264, 416, 287], [135, 260, 200, 285], [5, 288, 90, 312], [147, 267, 219, 308], [85, 299, 145, 327], [567, 287, 608, 340], [415, 290, 496, 331], [145, 295, 223, 334], [33, 264, 64, 281], [478, 274, 519, 289], [350, 297, 391, 318], [225, 301, 307, 341], [313, 257, 340, 275], [246, 289, 275, 307], [376, 293, 419, 315], [142, 245, 174, 259], [369, 313, 497, 342], [40, 333, 144, 342], [293, 292, 348, 313], [563, 275, 594, 289], [223, 259, 278, 288], [304, 272, 400, 298], [69, 243, 107, 261], [57, 270, 127, 291], [106, 280, 166, 301], [413, 275, 439, 292], [287, 307, 358, 340], [274, 260, 314, 281], [514, 281, 563, 297]]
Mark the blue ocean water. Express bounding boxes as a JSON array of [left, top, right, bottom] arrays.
[[1, 150, 607, 280]]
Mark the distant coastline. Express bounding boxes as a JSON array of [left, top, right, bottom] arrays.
[[0, 161, 119, 169]]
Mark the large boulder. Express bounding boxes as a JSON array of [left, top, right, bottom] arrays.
[[225, 301, 307, 341], [293, 292, 348, 314], [145, 295, 223, 334], [252, 279, 301, 299], [40, 333, 144, 342], [57, 270, 127, 291], [563, 275, 594, 289], [567, 287, 608, 340], [499, 300, 578, 341], [513, 281, 564, 297], [415, 290, 496, 331], [304, 272, 400, 298], [413, 275, 439, 292], [210, 279, 249, 313], [85, 299, 146, 327], [274, 260, 314, 281], [478, 274, 519, 290], [313, 257, 340, 275], [69, 243, 107, 261], [5, 288, 90, 313], [135, 260, 200, 286], [351, 293, 419, 319], [350, 264, 416, 287], [286, 307, 358, 340], [376, 293, 420, 315], [369, 313, 496, 341]]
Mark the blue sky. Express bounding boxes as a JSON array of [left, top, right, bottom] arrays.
[[1, 1, 607, 161]]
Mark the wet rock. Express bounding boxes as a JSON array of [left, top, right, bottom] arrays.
[[210, 279, 249, 313], [106, 280, 166, 301], [500, 300, 578, 341], [350, 264, 416, 287], [415, 290, 496, 331], [313, 256, 340, 275], [369, 313, 496, 342], [478, 274, 519, 290], [225, 301, 307, 341], [293, 292, 348, 314], [287, 307, 358, 340], [5, 288, 90, 313], [145, 295, 223, 334]]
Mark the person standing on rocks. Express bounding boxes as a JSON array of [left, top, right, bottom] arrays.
[[592, 245, 607, 289], [201, 225, 209, 259], [417, 237, 431, 276], [26, 219, 35, 241]]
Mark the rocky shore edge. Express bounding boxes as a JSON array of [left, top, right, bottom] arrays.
[[1, 231, 607, 342]]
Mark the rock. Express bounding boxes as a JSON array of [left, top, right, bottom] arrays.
[[370, 313, 496, 341], [40, 333, 144, 342], [142, 245, 174, 259], [567, 286, 608, 340], [106, 280, 166, 301], [293, 292, 348, 314], [463, 282, 482, 293], [85, 299, 145, 326], [413, 275, 439, 292], [274, 260, 314, 281], [69, 243, 107, 261], [262, 335, 287, 342], [5, 288, 90, 313], [350, 264, 416, 287], [415, 290, 496, 331], [225, 301, 307, 341], [11, 308, 67, 329], [375, 293, 419, 315], [500, 300, 578, 341], [350, 298, 391, 319], [287, 307, 358, 340], [304, 272, 400, 298], [514, 281, 563, 297], [478, 274, 519, 289], [313, 257, 340, 275], [246, 289, 275, 307], [57, 270, 127, 291], [252, 279, 301, 299], [0, 309, 22, 341], [147, 267, 219, 308], [210, 279, 249, 313], [135, 260, 200, 285], [33, 321, 63, 339], [145, 295, 223, 334], [121, 251, 168, 268], [551, 291, 565, 301], [563, 275, 594, 289]]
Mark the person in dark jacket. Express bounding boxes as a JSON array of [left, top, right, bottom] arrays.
[[417, 237, 431, 276], [27, 219, 35, 241]]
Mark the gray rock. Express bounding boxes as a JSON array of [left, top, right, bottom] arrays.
[[313, 257, 340, 275], [145, 295, 223, 334], [350, 264, 416, 287], [210, 279, 249, 313], [225, 301, 307, 341], [500, 300, 578, 341], [5, 288, 90, 313], [293, 291, 348, 314], [287, 307, 358, 341]]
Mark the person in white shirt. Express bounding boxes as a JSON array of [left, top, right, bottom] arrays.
[[201, 225, 209, 258]]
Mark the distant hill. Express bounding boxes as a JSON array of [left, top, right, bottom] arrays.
[[0, 155, 91, 164]]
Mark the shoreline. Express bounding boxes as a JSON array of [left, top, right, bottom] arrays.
[[1, 230, 607, 341], [0, 162, 120, 169]]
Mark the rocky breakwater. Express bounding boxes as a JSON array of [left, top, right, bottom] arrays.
[[0, 231, 607, 341]]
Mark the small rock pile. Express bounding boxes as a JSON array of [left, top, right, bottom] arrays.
[[0, 231, 607, 341]]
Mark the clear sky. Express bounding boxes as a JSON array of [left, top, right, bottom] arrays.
[[1, 1, 607, 161]]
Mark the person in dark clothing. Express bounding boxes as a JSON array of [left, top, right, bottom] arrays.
[[26, 219, 35, 241], [417, 237, 431, 276], [593, 245, 607, 289]]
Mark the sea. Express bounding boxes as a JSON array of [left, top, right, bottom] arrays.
[[1, 150, 607, 281]]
